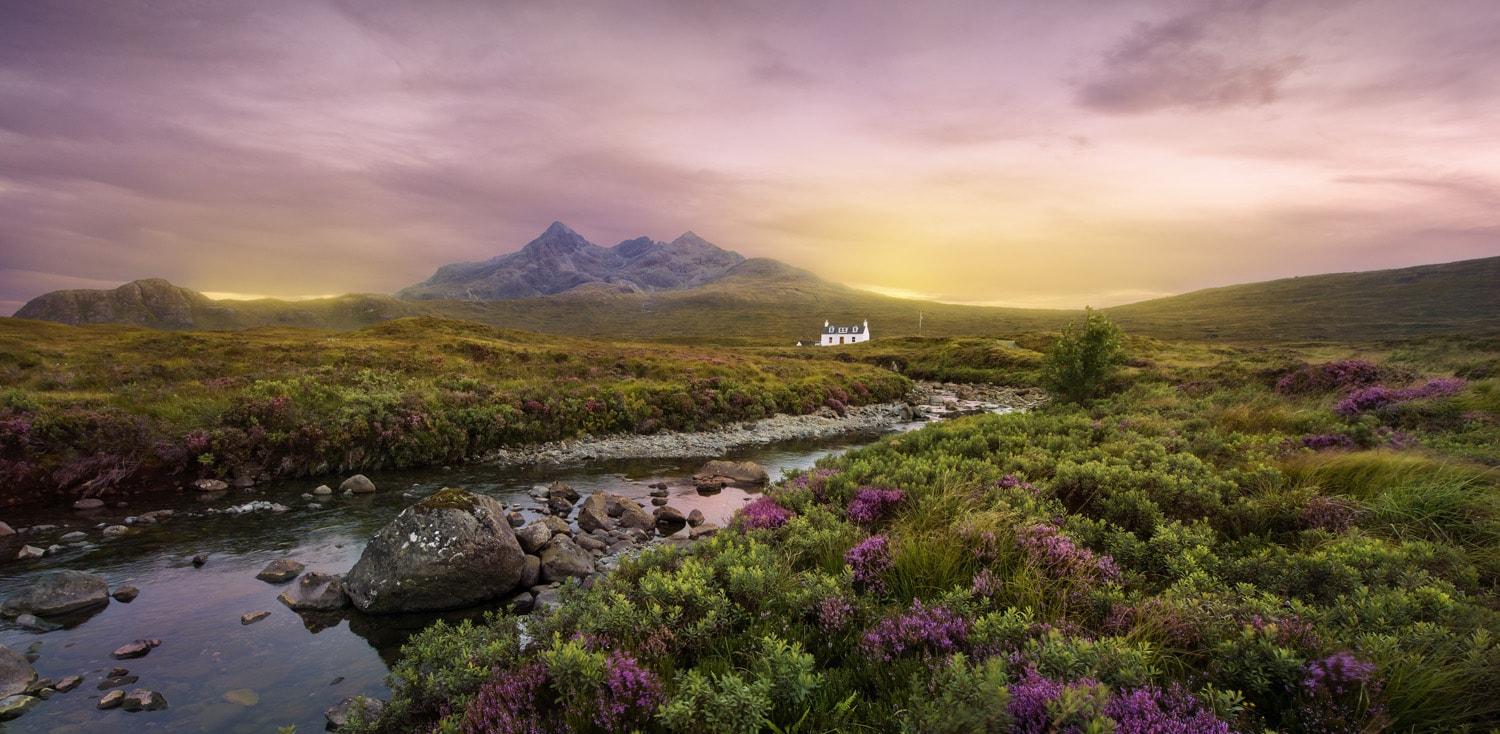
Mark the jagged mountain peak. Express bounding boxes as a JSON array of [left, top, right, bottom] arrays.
[[397, 224, 754, 301]]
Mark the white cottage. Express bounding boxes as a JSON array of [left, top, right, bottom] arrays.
[[821, 319, 870, 346]]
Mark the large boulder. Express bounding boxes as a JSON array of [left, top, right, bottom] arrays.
[[0, 644, 36, 698], [538, 535, 594, 583], [1, 570, 109, 618], [344, 488, 525, 614], [276, 572, 350, 611], [694, 460, 769, 487]]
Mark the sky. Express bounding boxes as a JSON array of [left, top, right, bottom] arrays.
[[2, 0, 1499, 316]]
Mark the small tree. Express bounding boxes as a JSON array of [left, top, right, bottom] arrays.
[[1041, 307, 1125, 404]]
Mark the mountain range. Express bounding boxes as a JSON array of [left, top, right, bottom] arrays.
[[12, 223, 1500, 343]]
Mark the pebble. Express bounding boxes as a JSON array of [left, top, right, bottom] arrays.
[[120, 688, 168, 712], [241, 611, 271, 625], [102, 525, 129, 537], [111, 639, 160, 660], [98, 690, 126, 708], [56, 675, 83, 693], [113, 586, 140, 602], [16, 545, 44, 560], [59, 531, 87, 542]]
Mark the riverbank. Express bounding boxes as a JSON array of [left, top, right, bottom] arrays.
[[481, 382, 1049, 467]]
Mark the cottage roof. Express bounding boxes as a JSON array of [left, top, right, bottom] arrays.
[[823, 320, 866, 335]]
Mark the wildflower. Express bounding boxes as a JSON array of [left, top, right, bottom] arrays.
[[737, 496, 794, 531], [847, 487, 905, 524], [593, 652, 663, 733], [1015, 524, 1121, 584], [816, 595, 855, 633], [845, 534, 893, 594], [462, 664, 551, 734], [859, 599, 970, 662], [971, 568, 1003, 597]]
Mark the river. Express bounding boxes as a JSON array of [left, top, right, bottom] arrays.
[[0, 429, 906, 733]]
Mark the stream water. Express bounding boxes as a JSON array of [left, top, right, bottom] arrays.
[[0, 429, 907, 733]]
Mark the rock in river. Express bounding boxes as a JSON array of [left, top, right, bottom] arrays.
[[340, 474, 376, 494], [277, 572, 350, 611], [0, 644, 37, 698], [0, 694, 38, 720], [112, 586, 139, 603], [344, 488, 525, 614], [256, 559, 306, 583], [693, 460, 769, 488], [120, 688, 168, 712], [1, 570, 109, 618], [111, 639, 160, 660]]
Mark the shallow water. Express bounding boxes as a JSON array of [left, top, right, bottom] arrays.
[[0, 430, 898, 733]]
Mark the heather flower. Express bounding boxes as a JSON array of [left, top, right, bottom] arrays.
[[994, 474, 1040, 495], [1334, 377, 1467, 417], [859, 599, 970, 662], [1104, 684, 1232, 734], [847, 487, 905, 524], [462, 664, 552, 734], [1277, 360, 1386, 395], [785, 468, 840, 502], [971, 568, 1003, 597], [816, 595, 856, 633], [1015, 524, 1121, 584], [1007, 668, 1068, 734], [845, 534, 893, 594], [1292, 652, 1387, 733], [1302, 496, 1358, 533], [737, 496, 794, 531], [592, 652, 663, 733]]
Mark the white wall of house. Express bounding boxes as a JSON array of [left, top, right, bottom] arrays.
[[821, 319, 870, 346]]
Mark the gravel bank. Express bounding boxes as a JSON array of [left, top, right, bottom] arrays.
[[483, 383, 1048, 468]]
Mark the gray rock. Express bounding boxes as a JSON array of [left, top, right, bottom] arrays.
[[650, 497, 669, 506], [538, 536, 593, 583], [192, 478, 228, 492], [687, 509, 706, 527], [102, 525, 129, 537], [507, 511, 525, 527], [576, 504, 614, 534], [256, 559, 306, 583], [55, 675, 82, 693], [325, 695, 387, 729], [98, 689, 125, 709], [515, 521, 553, 555], [59, 531, 87, 542], [111, 640, 159, 660], [1, 570, 109, 617], [241, 611, 271, 625], [549, 481, 580, 502], [112, 585, 139, 603], [689, 523, 721, 540], [72, 498, 105, 510], [0, 693, 37, 720], [276, 572, 350, 611], [120, 688, 168, 712], [313, 485, 333, 495], [649, 486, 670, 497], [0, 644, 36, 698], [13, 614, 58, 632], [0, 521, 12, 536], [606, 495, 643, 518], [340, 474, 376, 494], [654, 506, 686, 527], [16, 545, 43, 560], [532, 586, 562, 611], [547, 495, 575, 516], [344, 488, 525, 614], [575, 534, 607, 552], [618, 506, 655, 532], [538, 515, 573, 538], [519, 555, 541, 590], [694, 460, 770, 489]]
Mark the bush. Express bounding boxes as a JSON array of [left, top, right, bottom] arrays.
[[1041, 308, 1125, 404]]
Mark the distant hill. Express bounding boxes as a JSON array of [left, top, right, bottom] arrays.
[[397, 222, 747, 300], [1107, 256, 1500, 342], [14, 278, 423, 330]]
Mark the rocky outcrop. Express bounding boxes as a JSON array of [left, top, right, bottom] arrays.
[[344, 488, 526, 613], [397, 222, 748, 301], [1, 570, 109, 618]]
